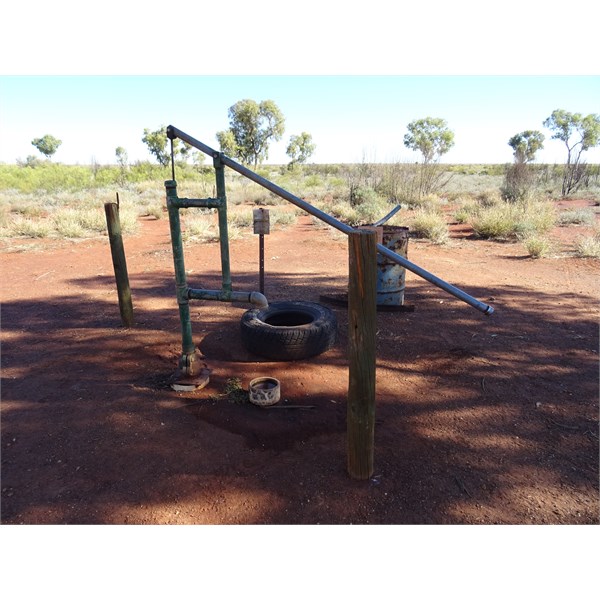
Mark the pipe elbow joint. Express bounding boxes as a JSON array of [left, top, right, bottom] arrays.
[[249, 291, 268, 308]]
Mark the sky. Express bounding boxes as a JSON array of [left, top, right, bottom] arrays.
[[1, 2, 599, 168], [1, 75, 598, 166]]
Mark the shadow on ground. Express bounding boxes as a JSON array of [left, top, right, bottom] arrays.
[[1, 267, 598, 524]]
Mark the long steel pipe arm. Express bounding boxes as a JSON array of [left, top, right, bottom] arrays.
[[167, 125, 494, 316]]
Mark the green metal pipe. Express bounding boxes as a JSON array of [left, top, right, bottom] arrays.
[[165, 180, 195, 356], [166, 125, 494, 316], [170, 196, 224, 210]]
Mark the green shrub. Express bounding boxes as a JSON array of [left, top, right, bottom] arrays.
[[501, 162, 538, 202], [270, 209, 297, 228], [77, 208, 108, 233], [3, 216, 52, 238], [409, 209, 449, 244], [471, 204, 517, 239], [557, 208, 596, 226], [574, 227, 600, 258], [182, 214, 218, 242], [471, 199, 555, 240], [52, 209, 87, 238], [476, 189, 503, 207], [520, 234, 553, 258], [229, 210, 254, 228], [453, 201, 478, 224], [349, 185, 380, 206], [304, 174, 323, 188]]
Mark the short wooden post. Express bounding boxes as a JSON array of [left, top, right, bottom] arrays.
[[104, 200, 134, 328], [347, 229, 377, 479]]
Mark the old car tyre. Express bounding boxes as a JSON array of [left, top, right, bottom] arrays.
[[240, 301, 337, 361]]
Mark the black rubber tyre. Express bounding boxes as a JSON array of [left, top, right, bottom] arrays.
[[240, 301, 337, 361]]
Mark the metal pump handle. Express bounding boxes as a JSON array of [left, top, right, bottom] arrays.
[[166, 125, 494, 316]]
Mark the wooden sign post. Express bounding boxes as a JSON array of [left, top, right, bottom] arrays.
[[253, 208, 270, 295]]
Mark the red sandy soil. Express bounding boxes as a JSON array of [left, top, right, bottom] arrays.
[[1, 198, 598, 524]]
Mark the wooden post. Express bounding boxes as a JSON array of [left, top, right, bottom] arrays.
[[347, 229, 377, 479], [259, 233, 265, 294], [253, 208, 270, 296], [104, 201, 134, 328]]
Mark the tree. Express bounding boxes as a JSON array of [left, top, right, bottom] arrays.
[[503, 131, 544, 202], [404, 117, 454, 164], [142, 126, 171, 166], [31, 134, 62, 159], [508, 130, 544, 164], [17, 155, 41, 168], [216, 99, 285, 167], [543, 109, 600, 196], [403, 117, 454, 197], [115, 147, 128, 183], [141, 126, 191, 168], [115, 146, 128, 168], [286, 132, 316, 169], [191, 150, 206, 172]]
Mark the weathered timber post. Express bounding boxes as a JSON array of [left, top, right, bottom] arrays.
[[104, 200, 134, 328], [253, 208, 270, 295], [347, 229, 377, 479]]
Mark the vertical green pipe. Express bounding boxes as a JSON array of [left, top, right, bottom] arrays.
[[214, 155, 232, 294], [165, 180, 195, 357]]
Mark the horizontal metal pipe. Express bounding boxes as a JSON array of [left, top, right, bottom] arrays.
[[167, 126, 353, 234], [377, 245, 493, 315], [172, 197, 223, 209], [167, 125, 494, 316], [188, 288, 268, 308]]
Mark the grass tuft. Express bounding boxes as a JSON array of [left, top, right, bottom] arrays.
[[408, 209, 449, 244]]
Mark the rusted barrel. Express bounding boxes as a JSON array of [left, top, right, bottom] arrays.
[[376, 226, 409, 306]]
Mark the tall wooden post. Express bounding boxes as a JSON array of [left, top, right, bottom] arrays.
[[347, 229, 377, 479], [104, 201, 134, 328]]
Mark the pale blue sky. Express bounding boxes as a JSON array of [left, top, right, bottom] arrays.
[[1, 2, 599, 166], [1, 75, 599, 165]]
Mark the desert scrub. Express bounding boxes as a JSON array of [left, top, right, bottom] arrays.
[[140, 203, 164, 219], [408, 209, 449, 244], [329, 201, 360, 225], [476, 189, 503, 207], [330, 194, 396, 227], [453, 201, 479, 224], [310, 215, 330, 229], [103, 204, 140, 235], [520, 234, 553, 258], [229, 209, 254, 228], [403, 193, 446, 210], [1, 216, 53, 238], [557, 208, 596, 226], [270, 209, 297, 229], [52, 209, 87, 238], [181, 214, 218, 242], [470, 199, 555, 240], [574, 227, 600, 258], [0, 203, 11, 228]]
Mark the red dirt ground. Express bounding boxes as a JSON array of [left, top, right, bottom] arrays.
[[1, 199, 598, 525]]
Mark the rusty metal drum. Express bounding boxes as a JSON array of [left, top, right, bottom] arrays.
[[376, 226, 409, 306]]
